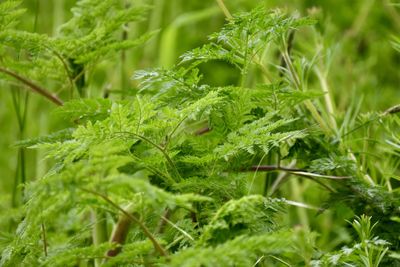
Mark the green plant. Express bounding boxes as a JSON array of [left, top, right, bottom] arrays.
[[0, 0, 399, 266], [313, 215, 390, 267]]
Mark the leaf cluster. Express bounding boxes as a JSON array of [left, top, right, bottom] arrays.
[[1, 2, 399, 267]]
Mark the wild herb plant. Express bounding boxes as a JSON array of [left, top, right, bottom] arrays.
[[0, 0, 399, 266], [313, 215, 390, 267]]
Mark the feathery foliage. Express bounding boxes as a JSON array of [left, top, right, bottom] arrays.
[[0, 0, 399, 266]]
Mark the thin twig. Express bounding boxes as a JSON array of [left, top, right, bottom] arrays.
[[279, 36, 331, 135], [116, 131, 181, 182], [215, 0, 232, 20], [268, 160, 297, 196], [165, 115, 188, 149], [45, 46, 75, 97], [41, 222, 48, 257], [156, 208, 171, 234], [160, 215, 194, 241], [291, 174, 336, 194], [241, 165, 352, 192], [290, 171, 350, 180], [284, 199, 319, 210], [80, 188, 169, 257], [315, 67, 337, 131], [341, 104, 399, 138], [120, 1, 130, 97], [245, 165, 351, 180], [247, 165, 304, 172], [279, 31, 295, 77], [383, 104, 400, 116], [312, 46, 375, 186], [0, 67, 63, 106]]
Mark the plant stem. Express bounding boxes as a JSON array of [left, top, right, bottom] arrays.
[[41, 222, 48, 257], [121, 0, 129, 98], [247, 165, 304, 172], [160, 215, 194, 241], [245, 165, 350, 179], [282, 36, 375, 186], [290, 178, 310, 230], [156, 208, 171, 234], [92, 209, 108, 267], [215, 0, 273, 83], [315, 67, 337, 131], [82, 188, 169, 258], [241, 165, 344, 192], [314, 58, 375, 186], [0, 67, 63, 106], [44, 46, 75, 98], [195, 126, 211, 135], [215, 0, 232, 20], [106, 211, 131, 257], [268, 160, 297, 196], [280, 44, 331, 135], [165, 116, 188, 149], [10, 88, 29, 207], [33, 0, 39, 32], [117, 131, 182, 182]]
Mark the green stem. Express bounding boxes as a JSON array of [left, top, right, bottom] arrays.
[[240, 31, 250, 87], [120, 1, 129, 98], [215, 0, 232, 19], [44, 45, 75, 98], [34, 0, 39, 32], [10, 89, 29, 207], [290, 178, 310, 230], [41, 222, 48, 257], [313, 53, 375, 186], [165, 115, 188, 149], [92, 209, 108, 267], [315, 67, 337, 131], [118, 131, 182, 182], [278, 35, 330, 135], [241, 164, 346, 192], [280, 45, 331, 135]]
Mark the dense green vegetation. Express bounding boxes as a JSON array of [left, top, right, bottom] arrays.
[[0, 0, 399, 266]]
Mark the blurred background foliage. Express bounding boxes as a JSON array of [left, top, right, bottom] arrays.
[[0, 0, 399, 254]]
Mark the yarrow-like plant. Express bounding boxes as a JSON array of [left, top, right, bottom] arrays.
[[1, 1, 399, 266]]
